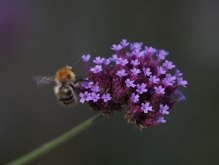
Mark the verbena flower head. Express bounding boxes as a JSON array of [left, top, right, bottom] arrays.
[[79, 39, 188, 129]]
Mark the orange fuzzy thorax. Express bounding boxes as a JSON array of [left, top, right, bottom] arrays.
[[54, 66, 75, 84]]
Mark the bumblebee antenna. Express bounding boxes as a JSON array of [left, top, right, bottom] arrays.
[[60, 57, 68, 66], [72, 59, 82, 67]]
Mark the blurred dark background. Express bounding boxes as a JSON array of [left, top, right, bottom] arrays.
[[0, 0, 218, 165]]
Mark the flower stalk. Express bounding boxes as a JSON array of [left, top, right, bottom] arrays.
[[6, 113, 103, 165]]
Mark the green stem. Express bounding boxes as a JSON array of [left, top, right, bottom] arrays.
[[6, 113, 103, 165]]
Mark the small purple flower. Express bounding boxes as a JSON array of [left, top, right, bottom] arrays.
[[82, 81, 93, 89], [111, 44, 122, 51], [116, 58, 128, 66], [116, 69, 127, 77], [149, 75, 160, 84], [109, 54, 118, 61], [91, 65, 102, 73], [102, 93, 112, 102], [130, 42, 143, 51], [177, 77, 188, 88], [180, 92, 186, 101], [175, 90, 186, 101], [175, 69, 183, 77], [163, 60, 175, 70], [136, 83, 147, 94], [157, 66, 166, 74], [159, 104, 169, 115], [103, 59, 110, 65], [93, 56, 105, 65], [81, 54, 91, 62], [131, 59, 140, 66], [125, 78, 136, 88], [142, 67, 151, 76], [163, 74, 176, 86], [166, 74, 176, 82], [157, 50, 169, 60], [91, 85, 100, 93], [131, 68, 141, 75], [91, 92, 100, 102], [131, 93, 139, 103], [79, 91, 91, 103], [154, 86, 165, 94], [145, 46, 157, 54], [120, 39, 129, 47], [132, 50, 144, 58], [141, 102, 152, 113], [157, 116, 166, 123]]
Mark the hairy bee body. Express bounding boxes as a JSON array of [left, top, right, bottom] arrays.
[[54, 82, 78, 107], [34, 65, 81, 108], [54, 66, 77, 84], [54, 66, 79, 107]]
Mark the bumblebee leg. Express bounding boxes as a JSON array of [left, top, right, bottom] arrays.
[[74, 78, 88, 84], [74, 87, 84, 94]]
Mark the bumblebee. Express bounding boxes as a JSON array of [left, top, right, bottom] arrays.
[[33, 61, 83, 107]]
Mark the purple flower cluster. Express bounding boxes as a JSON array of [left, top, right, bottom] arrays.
[[80, 39, 187, 129]]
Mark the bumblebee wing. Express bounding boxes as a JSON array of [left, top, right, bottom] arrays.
[[32, 76, 54, 87]]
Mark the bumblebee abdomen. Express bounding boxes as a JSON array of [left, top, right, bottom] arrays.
[[54, 83, 78, 107], [58, 95, 77, 107]]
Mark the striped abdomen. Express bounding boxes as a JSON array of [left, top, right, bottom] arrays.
[[54, 83, 78, 107]]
